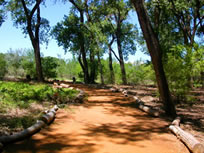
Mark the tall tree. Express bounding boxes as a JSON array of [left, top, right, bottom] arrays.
[[102, 0, 137, 85], [69, 0, 90, 83], [8, 0, 50, 81], [146, 0, 204, 88], [131, 0, 177, 117], [108, 35, 115, 84], [52, 0, 92, 83]]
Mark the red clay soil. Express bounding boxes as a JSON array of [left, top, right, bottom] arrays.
[[3, 84, 189, 153]]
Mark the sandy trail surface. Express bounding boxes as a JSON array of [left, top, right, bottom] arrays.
[[4, 84, 189, 153]]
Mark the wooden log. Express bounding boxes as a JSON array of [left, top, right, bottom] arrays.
[[40, 111, 55, 124], [60, 83, 69, 88], [0, 120, 45, 144], [110, 88, 119, 92], [138, 104, 160, 117], [171, 117, 181, 126], [119, 88, 124, 92], [133, 96, 159, 117], [122, 90, 128, 97], [49, 105, 58, 113], [169, 125, 204, 153], [133, 96, 144, 103]]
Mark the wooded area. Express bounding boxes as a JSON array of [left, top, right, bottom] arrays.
[[0, 0, 203, 117]]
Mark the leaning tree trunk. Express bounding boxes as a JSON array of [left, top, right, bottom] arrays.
[[116, 28, 127, 85], [131, 0, 176, 117], [109, 46, 115, 84]]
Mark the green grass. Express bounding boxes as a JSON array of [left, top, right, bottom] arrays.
[[0, 81, 80, 133], [0, 81, 79, 110]]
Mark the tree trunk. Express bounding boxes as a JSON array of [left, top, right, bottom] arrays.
[[131, 0, 176, 117], [97, 52, 104, 85], [201, 72, 204, 88], [79, 11, 89, 84], [33, 43, 44, 82], [116, 28, 127, 85], [109, 46, 115, 84], [22, 0, 44, 82], [89, 51, 96, 83]]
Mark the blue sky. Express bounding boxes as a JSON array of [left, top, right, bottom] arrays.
[[0, 1, 150, 62]]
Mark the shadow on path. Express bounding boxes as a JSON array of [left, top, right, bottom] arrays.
[[3, 84, 189, 153]]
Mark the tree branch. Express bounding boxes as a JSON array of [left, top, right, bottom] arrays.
[[30, 0, 42, 18], [69, 0, 82, 12], [111, 48, 120, 62], [35, 6, 41, 41]]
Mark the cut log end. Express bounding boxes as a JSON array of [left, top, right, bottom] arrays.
[[171, 117, 181, 126], [193, 144, 204, 153], [40, 111, 55, 124], [169, 125, 204, 153]]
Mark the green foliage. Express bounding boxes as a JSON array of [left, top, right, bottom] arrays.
[[126, 61, 155, 85], [5, 48, 25, 77], [42, 56, 59, 79], [0, 81, 79, 109], [51, 14, 82, 54], [192, 44, 204, 86], [0, 0, 7, 26], [0, 115, 37, 130], [21, 49, 36, 78], [56, 56, 82, 81], [53, 88, 79, 104], [0, 53, 7, 79], [7, 0, 50, 44], [101, 58, 155, 85], [164, 44, 199, 101]]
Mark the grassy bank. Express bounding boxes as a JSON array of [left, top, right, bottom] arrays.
[[0, 81, 79, 135]]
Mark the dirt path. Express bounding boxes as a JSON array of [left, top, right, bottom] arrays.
[[4, 84, 189, 153]]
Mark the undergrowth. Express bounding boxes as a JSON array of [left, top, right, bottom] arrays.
[[0, 81, 79, 134]]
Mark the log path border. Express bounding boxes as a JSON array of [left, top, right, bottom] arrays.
[[0, 83, 86, 152], [110, 86, 204, 153]]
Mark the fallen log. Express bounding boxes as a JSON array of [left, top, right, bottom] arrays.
[[40, 111, 55, 124], [171, 117, 181, 126], [122, 90, 128, 97], [169, 125, 204, 153], [110, 88, 119, 92], [49, 105, 58, 113], [0, 120, 45, 144], [119, 88, 124, 92], [133, 96, 160, 117], [60, 83, 69, 88]]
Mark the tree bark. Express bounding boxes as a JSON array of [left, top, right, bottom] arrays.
[[116, 25, 127, 85], [131, 0, 176, 117], [97, 52, 104, 84], [69, 0, 90, 84], [108, 37, 115, 84], [109, 46, 115, 84], [33, 42, 43, 82], [21, 0, 44, 82], [79, 11, 89, 84], [89, 51, 96, 83]]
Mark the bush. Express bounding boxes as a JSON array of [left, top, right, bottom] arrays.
[[42, 56, 59, 79]]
